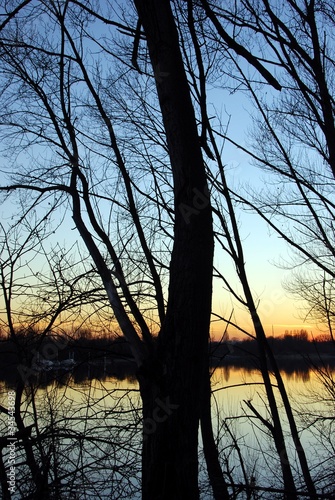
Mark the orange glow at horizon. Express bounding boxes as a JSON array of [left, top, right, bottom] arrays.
[[210, 292, 324, 341]]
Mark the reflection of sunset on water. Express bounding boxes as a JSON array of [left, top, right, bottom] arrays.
[[210, 365, 334, 491]]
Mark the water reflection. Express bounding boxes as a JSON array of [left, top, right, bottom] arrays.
[[213, 363, 315, 384], [2, 355, 331, 388], [210, 365, 334, 497], [0, 362, 334, 498]]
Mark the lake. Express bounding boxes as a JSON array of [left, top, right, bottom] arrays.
[[0, 364, 334, 499]]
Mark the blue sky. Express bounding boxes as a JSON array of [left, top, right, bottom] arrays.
[[207, 86, 318, 339], [0, 8, 321, 341]]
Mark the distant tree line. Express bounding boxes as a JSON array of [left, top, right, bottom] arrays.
[[1, 327, 333, 383], [211, 330, 335, 372]]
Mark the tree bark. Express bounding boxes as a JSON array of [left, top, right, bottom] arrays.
[[133, 0, 214, 498]]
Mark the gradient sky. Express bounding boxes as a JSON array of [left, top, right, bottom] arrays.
[[0, 59, 321, 341], [207, 88, 320, 340]]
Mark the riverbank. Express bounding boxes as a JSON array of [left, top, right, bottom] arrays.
[[1, 333, 334, 386]]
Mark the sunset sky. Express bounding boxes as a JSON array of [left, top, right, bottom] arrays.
[[0, 54, 321, 342], [210, 227, 317, 340], [207, 89, 319, 340]]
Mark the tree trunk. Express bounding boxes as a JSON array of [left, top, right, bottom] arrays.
[[134, 0, 214, 498], [201, 368, 230, 499]]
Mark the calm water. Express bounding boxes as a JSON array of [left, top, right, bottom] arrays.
[[209, 367, 335, 496], [1, 365, 334, 498]]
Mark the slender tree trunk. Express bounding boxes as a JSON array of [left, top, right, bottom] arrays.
[[14, 382, 49, 498], [201, 368, 230, 499], [252, 318, 297, 499], [134, 0, 214, 498], [210, 127, 298, 498], [264, 340, 317, 497]]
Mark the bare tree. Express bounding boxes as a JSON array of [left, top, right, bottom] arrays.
[[176, 2, 319, 496], [0, 1, 214, 497], [213, 0, 335, 331], [199, 1, 335, 494], [1, 0, 329, 498]]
